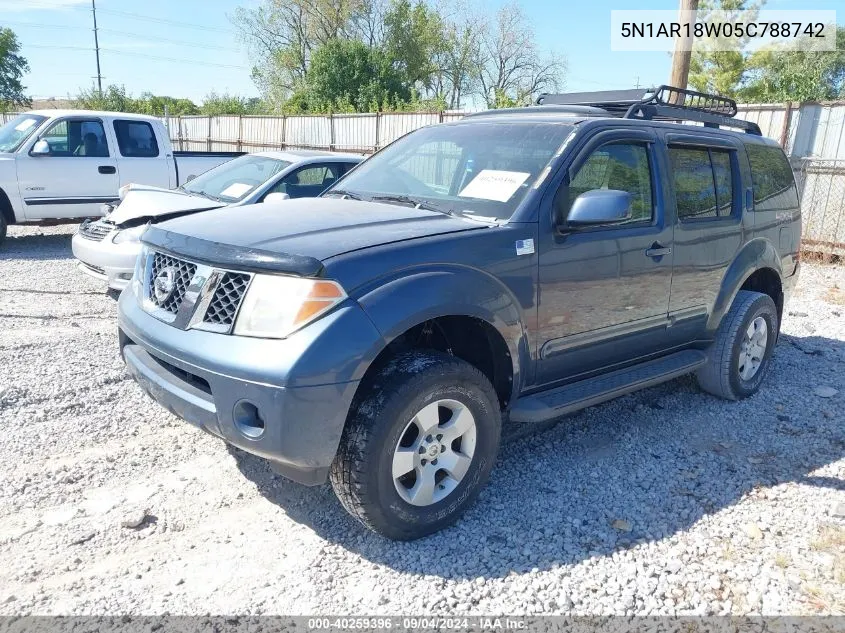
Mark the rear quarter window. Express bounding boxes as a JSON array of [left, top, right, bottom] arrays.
[[746, 144, 798, 211]]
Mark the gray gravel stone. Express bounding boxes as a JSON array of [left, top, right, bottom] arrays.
[[1, 225, 844, 616]]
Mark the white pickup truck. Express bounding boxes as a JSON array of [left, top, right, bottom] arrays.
[[0, 110, 243, 245]]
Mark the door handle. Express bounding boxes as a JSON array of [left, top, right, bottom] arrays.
[[98, 165, 116, 174], [645, 243, 672, 258]]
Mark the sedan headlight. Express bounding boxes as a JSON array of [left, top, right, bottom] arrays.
[[112, 224, 147, 244], [131, 246, 148, 300], [234, 274, 346, 339]]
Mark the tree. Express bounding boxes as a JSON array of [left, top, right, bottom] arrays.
[[0, 27, 30, 108], [476, 3, 566, 108], [286, 38, 410, 112], [741, 26, 845, 102], [201, 92, 267, 115], [688, 0, 763, 98], [383, 0, 447, 92], [73, 84, 136, 112], [232, 0, 361, 104]]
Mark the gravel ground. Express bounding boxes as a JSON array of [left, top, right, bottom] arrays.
[[0, 224, 843, 616]]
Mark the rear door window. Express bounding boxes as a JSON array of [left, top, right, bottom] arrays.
[[669, 146, 735, 220], [113, 120, 159, 158], [746, 144, 798, 211]]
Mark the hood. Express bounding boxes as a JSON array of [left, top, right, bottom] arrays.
[[109, 185, 225, 225], [149, 197, 486, 266]]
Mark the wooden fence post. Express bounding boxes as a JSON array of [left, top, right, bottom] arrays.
[[329, 113, 335, 151], [237, 115, 243, 152], [207, 117, 213, 152], [281, 115, 287, 150]]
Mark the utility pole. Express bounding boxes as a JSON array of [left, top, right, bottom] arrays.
[[92, 0, 103, 96], [668, 0, 700, 97]]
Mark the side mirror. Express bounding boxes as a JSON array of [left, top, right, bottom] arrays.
[[263, 192, 290, 204], [30, 140, 51, 156], [566, 189, 633, 227]]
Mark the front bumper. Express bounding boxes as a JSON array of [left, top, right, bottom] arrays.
[[71, 231, 140, 291], [117, 289, 382, 485]]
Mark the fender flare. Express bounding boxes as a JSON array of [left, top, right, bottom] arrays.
[[707, 238, 783, 332], [353, 265, 531, 404]]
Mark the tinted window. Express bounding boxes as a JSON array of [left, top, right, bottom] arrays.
[[567, 142, 653, 224], [711, 150, 734, 215], [40, 119, 109, 157], [746, 144, 798, 211], [270, 164, 341, 199], [669, 147, 719, 219], [113, 120, 159, 157]]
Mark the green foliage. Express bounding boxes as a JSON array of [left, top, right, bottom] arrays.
[[740, 26, 845, 102], [383, 0, 446, 90], [71, 85, 268, 116], [0, 27, 30, 108], [200, 91, 267, 115], [285, 38, 411, 113]]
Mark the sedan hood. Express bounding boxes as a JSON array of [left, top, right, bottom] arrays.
[[147, 197, 486, 271], [109, 185, 225, 225]]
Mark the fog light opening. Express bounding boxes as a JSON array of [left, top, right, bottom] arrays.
[[233, 400, 265, 439]]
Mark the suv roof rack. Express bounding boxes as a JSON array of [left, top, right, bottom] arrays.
[[535, 85, 762, 135]]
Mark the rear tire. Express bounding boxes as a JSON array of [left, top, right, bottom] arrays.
[[330, 350, 501, 540], [697, 290, 778, 400]]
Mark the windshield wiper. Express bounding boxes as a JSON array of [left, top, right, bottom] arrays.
[[370, 194, 452, 215], [323, 189, 364, 201], [189, 190, 224, 202]]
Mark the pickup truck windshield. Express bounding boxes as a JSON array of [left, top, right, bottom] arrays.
[[181, 154, 292, 202], [0, 114, 47, 153], [328, 121, 574, 220]]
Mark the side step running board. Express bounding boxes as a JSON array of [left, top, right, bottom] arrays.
[[509, 350, 707, 424]]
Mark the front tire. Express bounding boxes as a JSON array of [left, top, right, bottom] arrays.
[[330, 351, 501, 540], [697, 290, 779, 400], [0, 214, 7, 247]]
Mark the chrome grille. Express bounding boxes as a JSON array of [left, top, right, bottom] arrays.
[[203, 273, 250, 326], [78, 219, 115, 242], [148, 253, 196, 315]]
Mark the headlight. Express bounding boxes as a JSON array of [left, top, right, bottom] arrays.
[[131, 246, 148, 300], [234, 274, 346, 339], [112, 224, 146, 244]]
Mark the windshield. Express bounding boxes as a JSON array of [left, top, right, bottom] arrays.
[[0, 114, 47, 153], [327, 121, 574, 220], [181, 154, 292, 202]]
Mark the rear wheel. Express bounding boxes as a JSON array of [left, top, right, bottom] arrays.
[[697, 290, 779, 400], [330, 351, 501, 540]]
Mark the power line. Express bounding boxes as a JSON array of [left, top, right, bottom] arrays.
[[6, 22, 240, 52], [78, 7, 235, 33], [25, 45, 246, 70]]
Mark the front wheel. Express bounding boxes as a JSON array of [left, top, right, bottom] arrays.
[[697, 290, 779, 400], [330, 351, 501, 540], [0, 214, 7, 247]]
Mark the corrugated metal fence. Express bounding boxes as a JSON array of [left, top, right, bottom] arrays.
[[3, 103, 845, 255], [738, 102, 845, 256]]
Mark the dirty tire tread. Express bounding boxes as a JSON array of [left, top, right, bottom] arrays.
[[0, 214, 6, 247], [330, 350, 501, 540], [696, 290, 778, 401]]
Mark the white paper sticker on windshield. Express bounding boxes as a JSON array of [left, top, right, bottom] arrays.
[[220, 182, 253, 198], [459, 170, 530, 202], [14, 119, 36, 132]]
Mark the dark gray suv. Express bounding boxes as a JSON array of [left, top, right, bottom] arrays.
[[117, 86, 802, 540]]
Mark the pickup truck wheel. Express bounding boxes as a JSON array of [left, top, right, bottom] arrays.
[[329, 350, 501, 540], [697, 290, 779, 400], [0, 214, 7, 246]]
